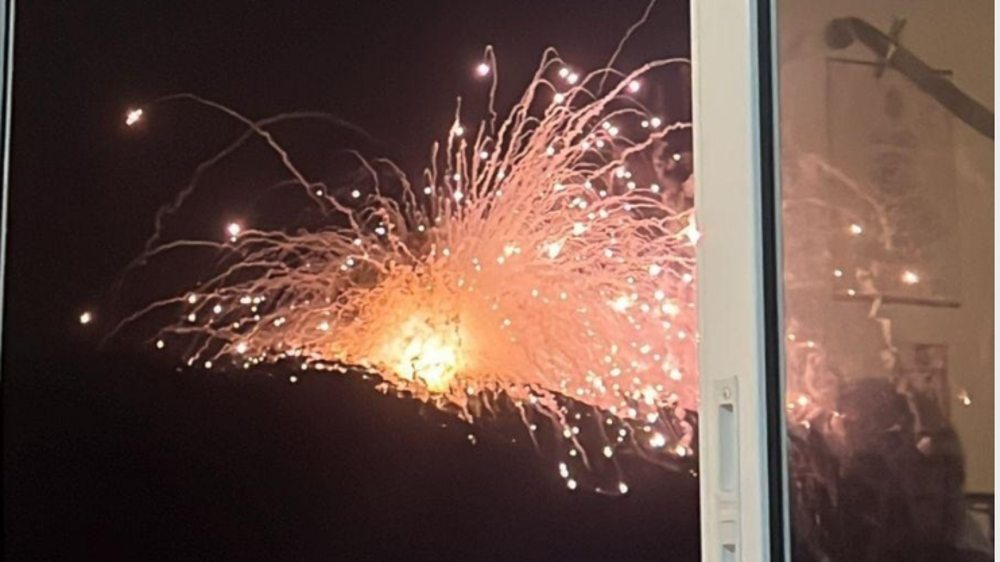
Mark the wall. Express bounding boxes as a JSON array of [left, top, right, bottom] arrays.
[[777, 0, 994, 494]]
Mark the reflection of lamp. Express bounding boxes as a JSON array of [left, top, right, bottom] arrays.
[[825, 16, 994, 140]]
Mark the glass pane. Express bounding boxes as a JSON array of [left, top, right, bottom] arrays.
[[4, 2, 702, 560], [776, 2, 994, 561]]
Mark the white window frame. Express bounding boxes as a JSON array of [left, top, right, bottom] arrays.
[[692, 0, 789, 561]]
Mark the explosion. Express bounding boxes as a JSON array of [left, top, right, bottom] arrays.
[[116, 43, 698, 492]]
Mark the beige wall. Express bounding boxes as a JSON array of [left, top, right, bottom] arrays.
[[778, 0, 994, 493]]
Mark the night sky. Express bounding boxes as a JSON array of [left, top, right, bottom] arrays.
[[4, 1, 699, 560]]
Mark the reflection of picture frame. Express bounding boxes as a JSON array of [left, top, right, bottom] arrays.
[[966, 493, 995, 547], [825, 59, 962, 307], [896, 342, 950, 427]]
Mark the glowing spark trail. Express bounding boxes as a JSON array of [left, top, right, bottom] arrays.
[[118, 41, 697, 491]]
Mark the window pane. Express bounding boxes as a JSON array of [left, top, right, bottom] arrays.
[[776, 3, 994, 561], [4, 2, 702, 560]]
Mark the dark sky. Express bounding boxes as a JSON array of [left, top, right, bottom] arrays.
[[4, 1, 698, 560]]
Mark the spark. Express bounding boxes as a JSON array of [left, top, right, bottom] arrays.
[[79, 311, 93, 325], [901, 270, 920, 285], [226, 222, 243, 239], [125, 108, 143, 127], [475, 62, 491, 77], [849, 223, 864, 235]]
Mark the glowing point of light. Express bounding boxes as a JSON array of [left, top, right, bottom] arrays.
[[235, 342, 248, 354], [833, 269, 843, 278], [849, 223, 864, 235], [627, 80, 641, 93], [901, 270, 920, 285], [226, 222, 243, 239], [567, 73, 579, 85], [125, 108, 143, 127], [351, 189, 361, 199], [649, 433, 667, 448], [558, 67, 570, 78], [648, 264, 662, 277], [650, 117, 662, 128], [546, 241, 563, 259], [186, 294, 198, 304], [611, 295, 632, 312], [155, 339, 165, 349], [566, 479, 578, 490], [475, 62, 491, 76], [617, 482, 629, 495], [289, 375, 298, 384], [681, 220, 701, 245], [553, 92, 565, 104], [660, 302, 680, 316], [381, 316, 465, 393], [79, 311, 93, 325], [452, 125, 464, 137]]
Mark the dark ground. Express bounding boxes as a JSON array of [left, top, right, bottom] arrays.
[[3, 1, 700, 560]]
